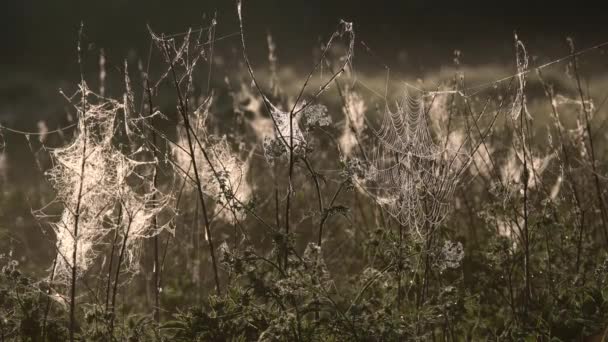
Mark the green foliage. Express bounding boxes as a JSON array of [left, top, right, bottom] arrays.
[[0, 256, 67, 341]]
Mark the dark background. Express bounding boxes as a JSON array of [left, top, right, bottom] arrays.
[[1, 1, 606, 133], [3, 1, 607, 76]]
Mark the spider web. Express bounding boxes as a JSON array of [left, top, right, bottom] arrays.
[[364, 90, 462, 236]]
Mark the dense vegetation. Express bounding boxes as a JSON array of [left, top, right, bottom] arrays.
[[2, 3, 608, 341]]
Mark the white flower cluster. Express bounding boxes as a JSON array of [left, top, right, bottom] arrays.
[[438, 240, 464, 272]]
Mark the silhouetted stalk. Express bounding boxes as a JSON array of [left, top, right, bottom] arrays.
[[417, 197, 436, 311], [334, 78, 368, 161], [302, 157, 324, 246], [41, 255, 58, 341], [284, 110, 294, 270], [519, 86, 532, 314], [568, 39, 608, 246], [161, 40, 221, 295], [512, 35, 532, 313], [274, 177, 281, 265], [519, 98, 532, 313], [70, 25, 87, 339], [393, 152, 404, 311], [144, 81, 161, 324], [194, 197, 200, 303], [353, 191, 370, 231], [108, 213, 133, 338], [420, 229, 434, 307], [318, 182, 346, 246], [153, 233, 160, 324], [237, 3, 352, 270], [397, 223, 403, 311], [105, 211, 121, 311], [537, 69, 586, 273], [333, 74, 385, 231]]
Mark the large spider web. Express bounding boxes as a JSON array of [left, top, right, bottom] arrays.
[[363, 90, 462, 236]]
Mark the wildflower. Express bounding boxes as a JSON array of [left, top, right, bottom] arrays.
[[438, 240, 464, 271]]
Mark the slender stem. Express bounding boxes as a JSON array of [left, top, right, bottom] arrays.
[[41, 255, 58, 341], [397, 223, 403, 311], [520, 84, 531, 313], [145, 82, 162, 324], [568, 39, 608, 246], [161, 40, 221, 295], [318, 182, 346, 246], [537, 69, 586, 272], [302, 157, 325, 245], [109, 213, 133, 338], [284, 105, 295, 270], [420, 227, 434, 307], [70, 53, 88, 342], [105, 215, 120, 312], [153, 234, 160, 323]]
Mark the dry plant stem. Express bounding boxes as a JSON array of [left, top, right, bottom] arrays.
[[512, 40, 532, 309], [236, 6, 289, 148], [145, 82, 161, 324], [333, 77, 388, 228], [109, 214, 133, 338], [284, 110, 295, 270], [397, 223, 403, 311], [318, 182, 346, 245], [393, 152, 404, 311], [520, 98, 532, 310], [69, 59, 88, 342], [205, 14, 216, 97], [186, 131, 284, 272], [513, 39, 533, 306], [354, 191, 370, 231], [105, 219, 121, 311], [161, 41, 221, 295], [419, 223, 435, 309], [194, 198, 200, 303], [542, 224, 557, 300], [155, 146, 195, 279], [460, 189, 478, 245], [274, 170, 282, 265], [41, 255, 58, 341], [462, 98, 504, 189], [333, 78, 386, 229], [569, 40, 608, 246], [455, 77, 516, 183], [302, 157, 325, 246], [237, 5, 352, 268], [274, 165, 281, 229], [536, 70, 586, 272], [334, 79, 368, 160], [443, 79, 457, 151], [153, 233, 160, 323]]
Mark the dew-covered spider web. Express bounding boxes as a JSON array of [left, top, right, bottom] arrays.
[[362, 90, 464, 236]]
